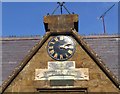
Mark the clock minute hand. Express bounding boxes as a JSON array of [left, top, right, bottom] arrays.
[[64, 43, 71, 46]]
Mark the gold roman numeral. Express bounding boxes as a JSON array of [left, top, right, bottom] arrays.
[[50, 42, 55, 44], [60, 54, 63, 59], [60, 36, 64, 40], [68, 50, 73, 54], [65, 53, 68, 58], [54, 37, 58, 41], [54, 53, 58, 58], [48, 46, 53, 49], [49, 50, 54, 54]]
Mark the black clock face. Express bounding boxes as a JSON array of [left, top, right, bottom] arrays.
[[47, 36, 76, 61]]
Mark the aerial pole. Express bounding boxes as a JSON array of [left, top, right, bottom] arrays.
[[101, 16, 106, 34], [99, 4, 115, 34]]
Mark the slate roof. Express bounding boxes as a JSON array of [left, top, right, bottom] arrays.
[[0, 34, 119, 87], [84, 35, 119, 79]]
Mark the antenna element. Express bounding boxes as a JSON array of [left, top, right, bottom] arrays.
[[52, 2, 71, 15], [99, 4, 115, 34]]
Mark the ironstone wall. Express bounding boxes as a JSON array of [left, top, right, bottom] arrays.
[[0, 35, 119, 86]]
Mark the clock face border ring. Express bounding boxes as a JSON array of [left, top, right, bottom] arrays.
[[47, 35, 76, 61]]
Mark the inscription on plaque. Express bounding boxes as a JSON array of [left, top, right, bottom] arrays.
[[35, 61, 89, 80]]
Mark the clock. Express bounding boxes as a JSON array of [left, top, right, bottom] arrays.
[[47, 35, 76, 61]]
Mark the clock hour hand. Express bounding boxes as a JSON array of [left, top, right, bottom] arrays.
[[59, 45, 66, 49], [59, 44, 73, 49]]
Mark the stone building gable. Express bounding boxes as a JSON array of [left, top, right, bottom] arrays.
[[1, 35, 119, 86], [1, 31, 119, 93]]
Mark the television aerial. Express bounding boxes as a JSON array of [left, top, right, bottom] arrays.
[[99, 4, 115, 34]]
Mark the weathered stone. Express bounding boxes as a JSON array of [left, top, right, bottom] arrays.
[[2, 35, 119, 92]]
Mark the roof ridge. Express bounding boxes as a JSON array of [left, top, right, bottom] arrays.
[[0, 35, 120, 41], [0, 37, 41, 41]]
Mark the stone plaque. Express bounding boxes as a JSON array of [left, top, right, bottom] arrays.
[[50, 80, 74, 86], [48, 61, 75, 70], [35, 61, 89, 80]]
